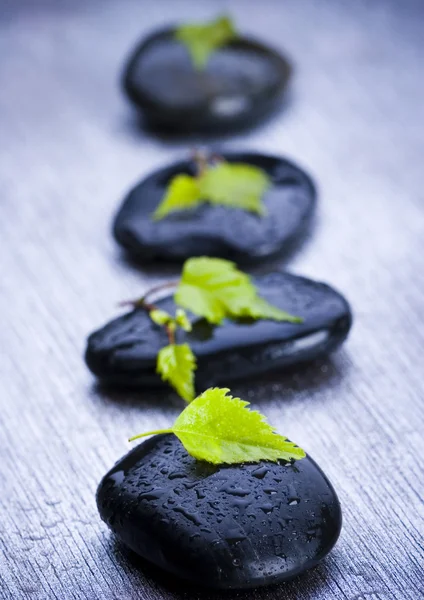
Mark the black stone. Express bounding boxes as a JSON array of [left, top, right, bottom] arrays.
[[113, 152, 316, 264], [85, 272, 352, 389], [97, 434, 342, 589], [122, 28, 292, 133]]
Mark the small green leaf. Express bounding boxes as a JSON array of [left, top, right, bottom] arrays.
[[175, 16, 237, 70], [175, 257, 302, 325], [247, 297, 304, 324], [153, 161, 270, 220], [175, 257, 250, 324], [129, 387, 306, 465], [153, 174, 201, 220], [157, 343, 196, 402], [175, 308, 192, 332], [150, 307, 193, 332], [150, 308, 172, 326], [199, 162, 270, 216]]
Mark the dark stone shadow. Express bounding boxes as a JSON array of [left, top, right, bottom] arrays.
[[88, 350, 350, 415], [118, 89, 294, 150], [111, 204, 316, 280], [89, 381, 182, 414], [113, 248, 183, 280], [113, 217, 316, 282], [247, 209, 318, 277], [109, 537, 335, 599], [229, 351, 351, 408]]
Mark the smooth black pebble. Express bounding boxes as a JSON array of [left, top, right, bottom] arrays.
[[85, 272, 352, 389], [113, 152, 316, 264], [97, 435, 342, 589], [122, 28, 291, 132]]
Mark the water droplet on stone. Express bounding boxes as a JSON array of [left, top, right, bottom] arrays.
[[109, 470, 125, 485], [252, 466, 269, 480], [218, 484, 250, 497], [172, 507, 201, 526], [168, 471, 186, 480], [288, 498, 300, 506], [97, 433, 342, 588]]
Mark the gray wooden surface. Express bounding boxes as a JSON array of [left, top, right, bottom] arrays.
[[1, 0, 423, 598]]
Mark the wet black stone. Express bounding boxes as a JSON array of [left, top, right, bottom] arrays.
[[113, 152, 316, 264], [122, 28, 292, 132], [85, 272, 352, 389], [97, 434, 342, 589]]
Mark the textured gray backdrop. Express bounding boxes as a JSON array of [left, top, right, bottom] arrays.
[[1, 0, 423, 599]]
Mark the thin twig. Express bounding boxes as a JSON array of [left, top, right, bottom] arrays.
[[192, 148, 208, 176], [118, 280, 179, 345], [118, 280, 178, 310], [166, 326, 176, 345], [143, 280, 178, 304], [192, 148, 224, 176], [209, 151, 224, 165]]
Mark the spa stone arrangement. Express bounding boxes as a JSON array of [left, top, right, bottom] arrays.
[[86, 15, 353, 590]]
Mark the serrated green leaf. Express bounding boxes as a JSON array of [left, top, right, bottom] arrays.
[[157, 343, 196, 402], [153, 174, 201, 220], [153, 160, 270, 220], [248, 297, 304, 324], [175, 257, 252, 324], [150, 308, 172, 326], [175, 16, 237, 70], [150, 307, 192, 332], [175, 308, 192, 332], [175, 257, 302, 325], [130, 387, 306, 465], [199, 162, 270, 215]]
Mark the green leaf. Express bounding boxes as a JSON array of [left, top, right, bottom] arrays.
[[150, 307, 192, 331], [152, 174, 201, 221], [175, 257, 251, 324], [153, 161, 270, 220], [199, 162, 270, 216], [248, 297, 304, 324], [175, 16, 237, 70], [129, 387, 306, 465], [175, 308, 192, 332], [175, 257, 302, 325], [150, 308, 172, 326], [157, 343, 196, 402]]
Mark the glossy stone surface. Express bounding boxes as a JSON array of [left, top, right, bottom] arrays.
[[113, 152, 316, 264], [3, 1, 424, 599], [122, 28, 291, 132], [97, 434, 342, 589], [85, 272, 352, 389]]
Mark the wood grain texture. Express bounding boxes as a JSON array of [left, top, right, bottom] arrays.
[[0, 0, 423, 599]]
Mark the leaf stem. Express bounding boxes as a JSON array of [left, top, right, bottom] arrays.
[[118, 280, 178, 310], [209, 151, 224, 165], [128, 429, 174, 442], [192, 148, 224, 176], [192, 148, 225, 177], [193, 148, 208, 176], [119, 280, 183, 348], [143, 281, 179, 304], [166, 325, 176, 345]]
